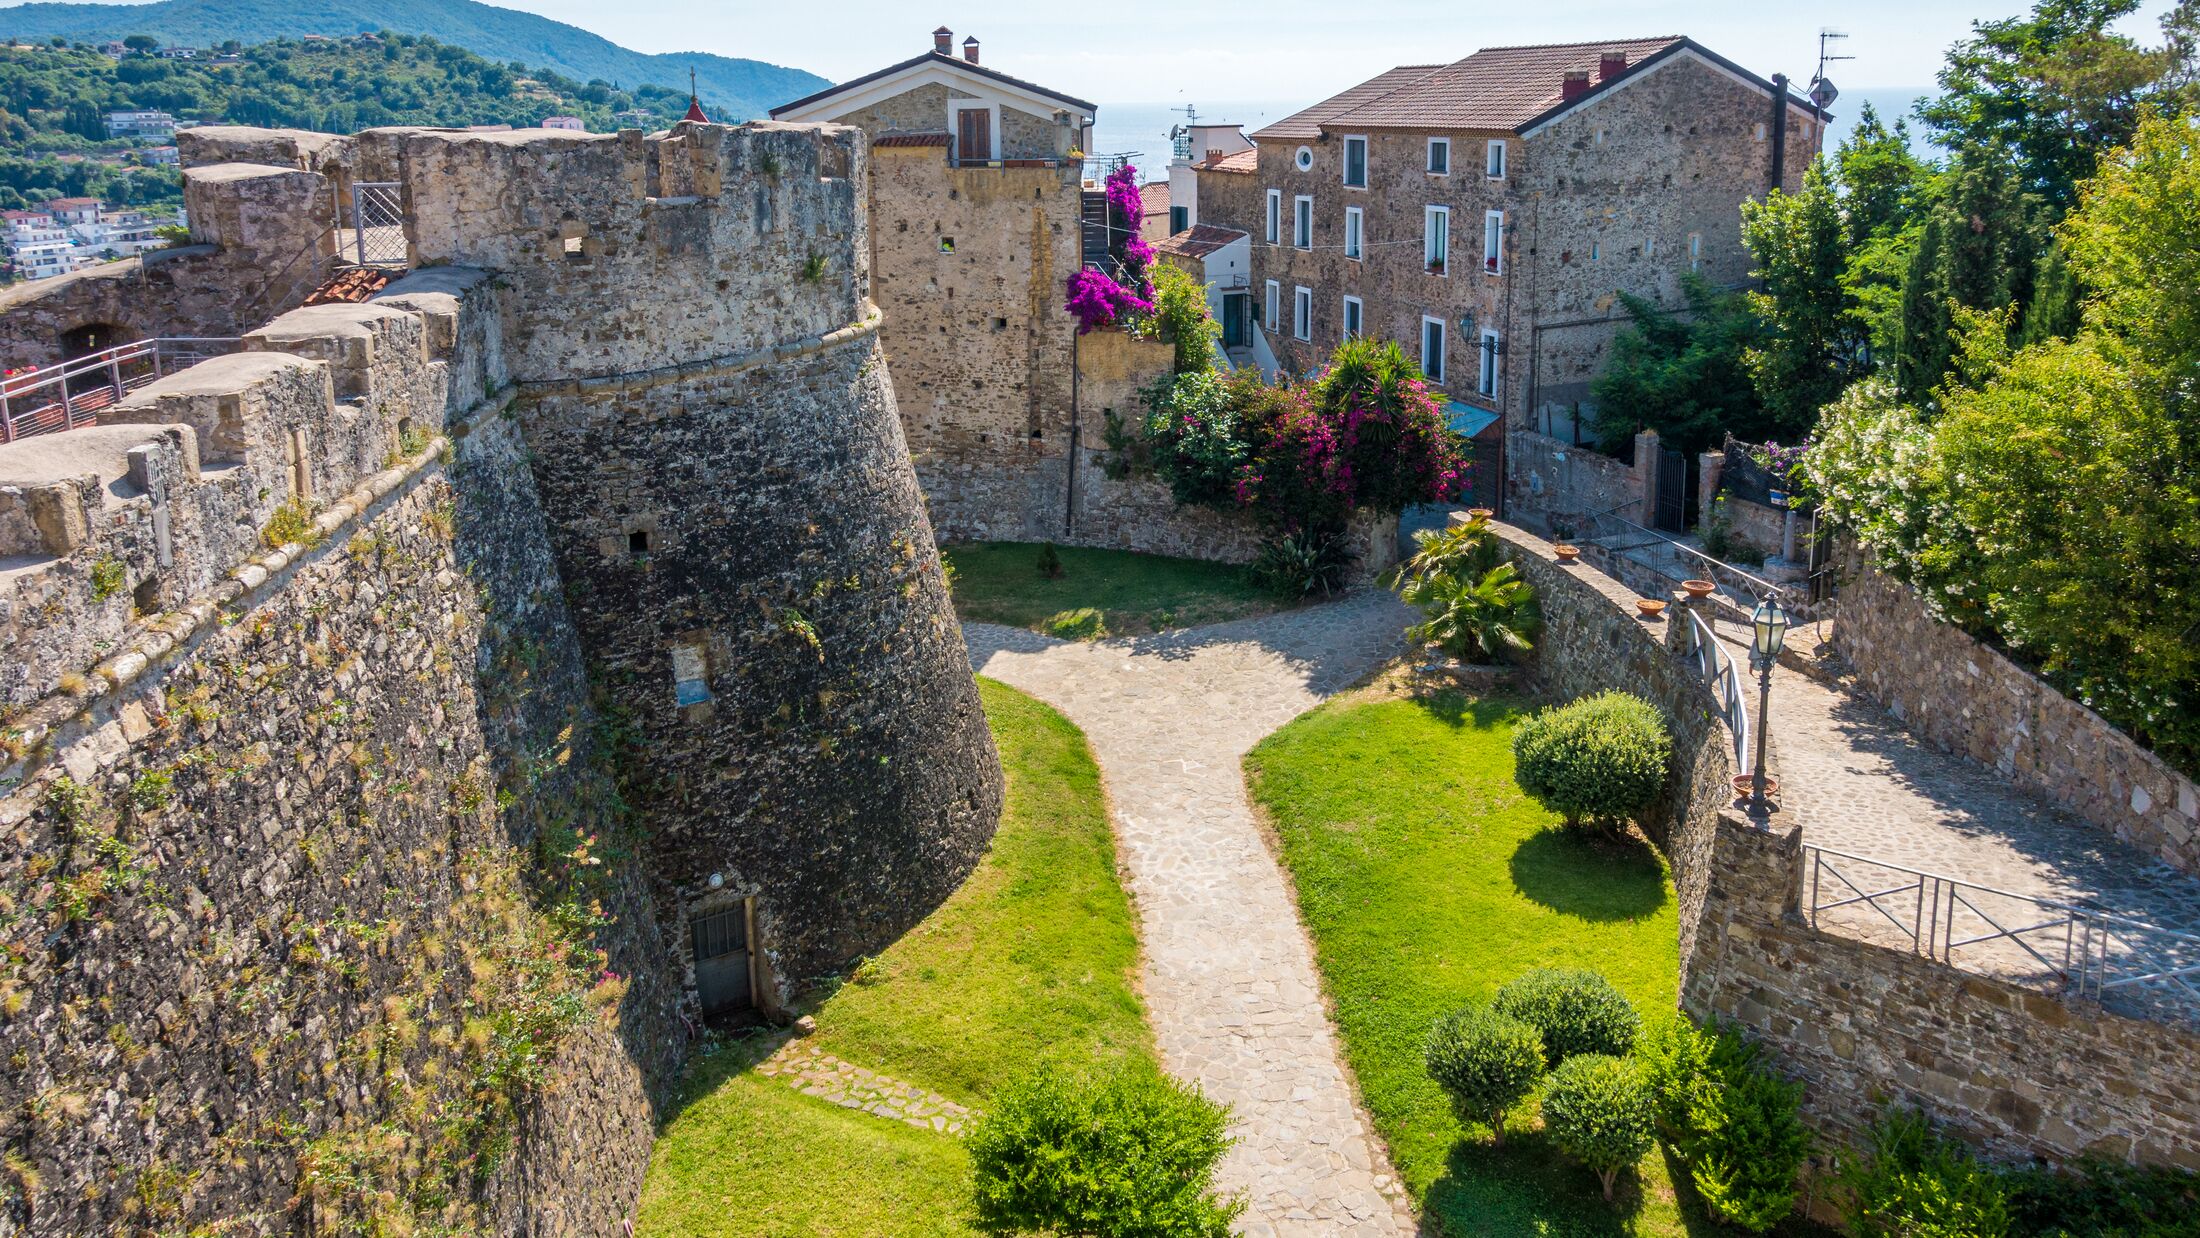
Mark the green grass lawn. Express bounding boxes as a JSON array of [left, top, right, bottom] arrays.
[[1246, 687, 1827, 1238], [944, 540, 1280, 637], [637, 677, 1149, 1235]]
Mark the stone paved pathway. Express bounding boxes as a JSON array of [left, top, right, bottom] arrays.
[[755, 1041, 976, 1136], [1706, 620, 2200, 1021], [966, 591, 1419, 1238]]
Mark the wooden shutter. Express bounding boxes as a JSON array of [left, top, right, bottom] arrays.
[[957, 109, 991, 164]]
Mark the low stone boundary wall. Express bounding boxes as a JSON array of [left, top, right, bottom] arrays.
[[1685, 814, 2200, 1171], [1832, 557, 2200, 877]]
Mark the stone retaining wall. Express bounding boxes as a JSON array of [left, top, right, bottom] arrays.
[[1685, 814, 2200, 1172], [1831, 557, 2200, 876]]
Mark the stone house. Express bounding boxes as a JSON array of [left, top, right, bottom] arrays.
[[1196, 37, 1823, 519], [1166, 121, 1252, 233], [770, 29, 1104, 542]]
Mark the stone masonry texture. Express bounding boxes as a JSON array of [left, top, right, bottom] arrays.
[[0, 118, 1002, 1231]]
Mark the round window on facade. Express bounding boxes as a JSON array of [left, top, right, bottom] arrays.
[[1295, 146, 1313, 171]]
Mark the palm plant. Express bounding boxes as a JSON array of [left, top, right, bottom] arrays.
[[1399, 560, 1540, 663]]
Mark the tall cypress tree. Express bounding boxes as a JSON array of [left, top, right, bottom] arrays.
[[1893, 148, 2052, 405]]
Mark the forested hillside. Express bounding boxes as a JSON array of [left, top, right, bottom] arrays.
[[0, 0, 825, 119], [0, 35, 699, 210]]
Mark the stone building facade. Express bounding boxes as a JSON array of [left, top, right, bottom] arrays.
[[1197, 39, 1824, 520], [0, 118, 1001, 1233]]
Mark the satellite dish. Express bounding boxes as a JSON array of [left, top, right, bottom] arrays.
[[1809, 76, 1839, 109]]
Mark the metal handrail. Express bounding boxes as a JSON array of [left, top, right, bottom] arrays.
[[1684, 607, 1752, 774], [1, 337, 242, 443], [1803, 844, 2200, 1006]]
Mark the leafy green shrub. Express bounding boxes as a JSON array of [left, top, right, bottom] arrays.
[[1491, 967, 1639, 1065], [1637, 1016, 1808, 1231], [1399, 560, 1539, 663], [1510, 692, 1673, 831], [1043, 608, 1107, 641], [1141, 368, 1259, 508], [88, 555, 126, 602], [1541, 1054, 1657, 1201], [968, 1062, 1243, 1238], [2005, 1158, 2200, 1237], [1130, 260, 1222, 375], [1423, 1005, 1545, 1143], [1845, 1109, 2013, 1238], [1252, 529, 1351, 599], [1394, 517, 1500, 584], [1036, 541, 1065, 579]]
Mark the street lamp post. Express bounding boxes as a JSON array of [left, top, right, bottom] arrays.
[[1748, 595, 1790, 814]]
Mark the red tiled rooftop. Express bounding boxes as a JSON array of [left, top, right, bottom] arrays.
[[873, 132, 953, 147], [1195, 148, 1258, 174], [1140, 182, 1170, 216], [1155, 224, 1247, 259]]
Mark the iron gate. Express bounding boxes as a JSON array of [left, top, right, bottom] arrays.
[[349, 182, 407, 266], [690, 903, 753, 1016], [1654, 446, 1692, 533]]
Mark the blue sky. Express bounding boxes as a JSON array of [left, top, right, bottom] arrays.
[[504, 0, 2181, 102]]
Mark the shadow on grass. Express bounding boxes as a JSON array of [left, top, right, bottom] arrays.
[[655, 1025, 789, 1126], [1421, 1128, 1650, 1237], [1507, 827, 1673, 923], [1410, 688, 1526, 731]]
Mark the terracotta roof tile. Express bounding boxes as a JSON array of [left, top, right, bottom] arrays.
[[1195, 148, 1258, 174], [872, 132, 953, 147], [1139, 182, 1170, 216], [1249, 65, 1446, 142], [1328, 38, 1683, 131], [1155, 224, 1247, 259]]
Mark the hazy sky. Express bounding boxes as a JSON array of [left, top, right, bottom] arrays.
[[497, 0, 2182, 102]]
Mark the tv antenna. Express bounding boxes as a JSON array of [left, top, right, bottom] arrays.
[[1810, 29, 1853, 110], [1168, 103, 1200, 161]]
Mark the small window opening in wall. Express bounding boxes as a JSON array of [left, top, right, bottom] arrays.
[[940, 236, 956, 254], [562, 235, 585, 261], [671, 643, 712, 709], [992, 317, 1008, 331], [629, 529, 652, 555], [132, 575, 162, 618]]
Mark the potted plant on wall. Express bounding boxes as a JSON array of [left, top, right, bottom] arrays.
[[1550, 520, 1581, 562]]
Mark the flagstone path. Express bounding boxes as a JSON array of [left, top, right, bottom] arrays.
[[966, 590, 1420, 1238]]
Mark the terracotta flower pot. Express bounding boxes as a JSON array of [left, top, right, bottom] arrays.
[[1733, 773, 1781, 799], [1466, 507, 1494, 522], [1553, 544, 1581, 562], [1683, 579, 1716, 599], [1636, 599, 1667, 619]]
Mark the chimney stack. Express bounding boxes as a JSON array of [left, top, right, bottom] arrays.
[[1561, 69, 1592, 102], [933, 27, 952, 55], [1599, 49, 1628, 80], [963, 36, 980, 64]]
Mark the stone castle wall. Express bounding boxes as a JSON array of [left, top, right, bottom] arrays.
[[1, 117, 1008, 1230], [1684, 815, 2200, 1172], [1830, 556, 2200, 877], [0, 274, 679, 1235]]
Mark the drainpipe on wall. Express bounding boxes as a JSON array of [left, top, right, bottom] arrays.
[[1768, 73, 1789, 195], [1066, 327, 1080, 536]]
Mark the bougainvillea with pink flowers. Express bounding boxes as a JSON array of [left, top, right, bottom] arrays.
[[1064, 162, 1159, 333], [1142, 336, 1470, 533]]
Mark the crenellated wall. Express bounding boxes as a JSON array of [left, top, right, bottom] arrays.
[[0, 119, 1006, 1233]]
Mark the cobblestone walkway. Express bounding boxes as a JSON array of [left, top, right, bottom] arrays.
[[966, 591, 1418, 1238], [755, 1041, 976, 1135], [1715, 623, 2200, 1021]]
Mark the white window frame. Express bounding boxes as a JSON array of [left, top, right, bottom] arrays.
[[1265, 189, 1281, 245], [1342, 294, 1363, 338], [1689, 232, 1703, 271], [946, 99, 1001, 163], [1644, 236, 1657, 258], [1341, 135, 1368, 188], [1264, 279, 1280, 330], [1424, 205, 1450, 275], [1421, 315, 1447, 384], [1292, 194, 1313, 250], [1292, 285, 1313, 341], [1477, 328, 1501, 398], [1344, 206, 1364, 261], [1294, 145, 1315, 171], [1485, 139, 1506, 179], [1426, 137, 1451, 175], [1590, 240, 1601, 261], [1483, 209, 1505, 276]]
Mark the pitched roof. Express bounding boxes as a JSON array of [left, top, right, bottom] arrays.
[[1251, 65, 1445, 141], [1252, 37, 1812, 139], [1155, 224, 1247, 259], [1139, 182, 1170, 217], [1195, 148, 1258, 174], [770, 50, 1097, 120]]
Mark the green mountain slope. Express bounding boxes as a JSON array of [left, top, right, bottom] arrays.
[[0, 0, 827, 119]]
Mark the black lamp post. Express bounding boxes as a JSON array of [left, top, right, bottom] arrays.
[[1748, 595, 1790, 814]]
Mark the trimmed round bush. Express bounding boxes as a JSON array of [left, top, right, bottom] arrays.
[[968, 1062, 1243, 1238], [1541, 1053, 1657, 1202], [1491, 967, 1640, 1064], [1510, 691, 1673, 831], [1423, 1005, 1545, 1144]]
